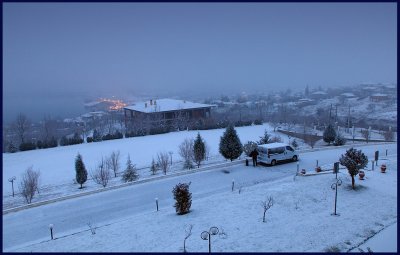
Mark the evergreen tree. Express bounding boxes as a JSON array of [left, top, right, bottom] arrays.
[[172, 182, 192, 215], [258, 130, 271, 145], [334, 133, 347, 146], [339, 148, 368, 189], [122, 154, 138, 182], [93, 129, 101, 142], [219, 124, 243, 161], [193, 133, 205, 168], [75, 153, 88, 189], [323, 124, 336, 145], [291, 139, 298, 149]]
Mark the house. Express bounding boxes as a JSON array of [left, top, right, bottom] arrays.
[[310, 91, 328, 100], [370, 93, 389, 102], [123, 98, 216, 127]]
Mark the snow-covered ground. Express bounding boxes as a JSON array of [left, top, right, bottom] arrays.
[[7, 148, 396, 252], [4, 123, 315, 209]]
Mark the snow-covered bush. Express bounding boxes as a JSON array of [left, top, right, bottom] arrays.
[[243, 141, 258, 157], [269, 136, 282, 143], [334, 133, 347, 146], [179, 138, 194, 170], [339, 148, 368, 189], [19, 166, 40, 204], [172, 182, 192, 215]]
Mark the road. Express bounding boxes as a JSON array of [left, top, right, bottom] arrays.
[[3, 143, 396, 251]]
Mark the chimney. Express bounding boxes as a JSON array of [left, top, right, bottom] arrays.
[[150, 99, 153, 105], [145, 103, 147, 108]]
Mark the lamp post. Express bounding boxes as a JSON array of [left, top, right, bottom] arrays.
[[8, 176, 16, 197], [155, 197, 159, 211], [49, 224, 54, 240], [331, 178, 342, 216], [231, 179, 235, 192], [201, 226, 219, 253]]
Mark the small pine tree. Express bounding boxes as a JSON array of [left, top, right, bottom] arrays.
[[75, 153, 88, 189], [150, 158, 158, 175], [122, 155, 138, 182], [339, 148, 368, 189], [219, 124, 243, 161], [258, 130, 271, 145], [291, 139, 298, 149], [323, 124, 336, 145], [193, 133, 205, 168], [334, 133, 347, 146], [172, 182, 192, 215]]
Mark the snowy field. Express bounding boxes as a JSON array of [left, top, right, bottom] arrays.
[[9, 152, 397, 252]]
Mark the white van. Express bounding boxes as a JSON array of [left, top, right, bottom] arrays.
[[257, 142, 299, 166]]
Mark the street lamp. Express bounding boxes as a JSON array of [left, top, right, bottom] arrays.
[[8, 176, 16, 197], [169, 151, 173, 166], [155, 197, 159, 211], [331, 178, 342, 216], [49, 224, 54, 240], [201, 226, 219, 253]]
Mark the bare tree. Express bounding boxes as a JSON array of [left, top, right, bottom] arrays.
[[42, 115, 57, 141], [304, 133, 320, 149], [91, 157, 112, 187], [361, 129, 371, 143], [14, 113, 31, 144], [107, 151, 120, 177], [383, 129, 394, 141], [157, 151, 170, 175], [183, 224, 193, 253], [261, 196, 274, 223], [87, 222, 97, 235], [179, 138, 194, 169], [19, 166, 40, 204]]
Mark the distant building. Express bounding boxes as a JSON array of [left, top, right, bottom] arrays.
[[310, 91, 328, 100], [123, 98, 216, 127], [370, 93, 389, 102]]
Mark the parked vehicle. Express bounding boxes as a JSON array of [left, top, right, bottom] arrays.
[[257, 142, 299, 166]]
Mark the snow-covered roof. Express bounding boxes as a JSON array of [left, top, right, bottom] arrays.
[[311, 91, 327, 95], [124, 99, 216, 113], [257, 142, 289, 149], [371, 93, 388, 97], [298, 98, 314, 102], [341, 93, 356, 97], [84, 101, 100, 107]]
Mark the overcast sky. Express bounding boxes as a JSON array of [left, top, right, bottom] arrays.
[[3, 3, 397, 122]]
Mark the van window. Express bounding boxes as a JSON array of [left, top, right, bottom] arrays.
[[269, 147, 284, 154], [286, 146, 294, 152]]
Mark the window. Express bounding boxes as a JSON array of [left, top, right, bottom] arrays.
[[286, 146, 294, 151]]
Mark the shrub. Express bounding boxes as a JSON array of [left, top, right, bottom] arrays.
[[86, 137, 93, 143], [334, 133, 347, 146], [75, 153, 88, 189], [19, 166, 40, 204], [243, 141, 258, 157], [269, 136, 282, 143], [253, 119, 263, 125], [339, 148, 368, 189], [291, 139, 298, 149], [19, 142, 36, 151], [172, 182, 192, 215], [323, 124, 336, 145]]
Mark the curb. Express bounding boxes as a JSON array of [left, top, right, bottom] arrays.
[[3, 159, 244, 215]]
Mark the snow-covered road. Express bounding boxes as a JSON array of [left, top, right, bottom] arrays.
[[3, 143, 396, 251]]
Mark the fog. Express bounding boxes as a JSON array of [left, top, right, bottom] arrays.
[[3, 3, 397, 123]]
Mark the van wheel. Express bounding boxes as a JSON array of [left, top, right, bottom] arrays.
[[271, 160, 276, 166], [292, 156, 298, 162]]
